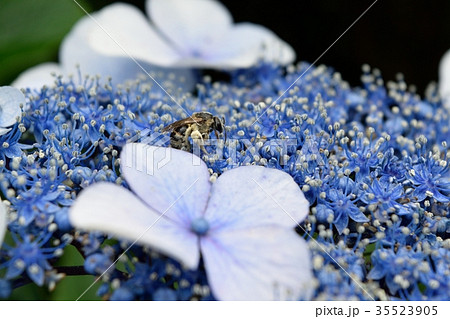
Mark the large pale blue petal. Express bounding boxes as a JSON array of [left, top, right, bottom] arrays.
[[173, 23, 296, 69], [60, 4, 194, 89], [121, 144, 211, 227], [204, 166, 309, 231], [147, 0, 232, 57], [0, 86, 24, 128], [0, 201, 6, 248], [439, 49, 450, 104], [199, 166, 312, 300], [85, 3, 180, 67], [202, 23, 296, 69], [69, 182, 200, 269], [60, 11, 144, 83], [11, 63, 62, 92], [201, 227, 313, 300]]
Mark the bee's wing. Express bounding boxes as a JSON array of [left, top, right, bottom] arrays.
[[161, 115, 203, 132]]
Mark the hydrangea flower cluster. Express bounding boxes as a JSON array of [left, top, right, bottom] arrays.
[[0, 60, 449, 300]]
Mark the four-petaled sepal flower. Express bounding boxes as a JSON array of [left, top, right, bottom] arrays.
[[69, 143, 313, 300]]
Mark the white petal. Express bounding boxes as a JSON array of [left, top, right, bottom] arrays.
[[60, 3, 196, 89], [11, 63, 62, 91], [69, 182, 200, 269], [121, 144, 211, 226], [204, 166, 309, 231], [60, 8, 153, 82], [212, 23, 295, 68], [201, 166, 313, 299], [85, 3, 180, 67], [0, 127, 11, 136], [61, 14, 146, 84], [0, 200, 7, 248], [147, 0, 232, 57], [201, 227, 313, 300], [175, 23, 296, 69], [0, 86, 24, 127], [439, 49, 450, 104]]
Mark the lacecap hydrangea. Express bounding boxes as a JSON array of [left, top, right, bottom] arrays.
[[0, 61, 449, 300]]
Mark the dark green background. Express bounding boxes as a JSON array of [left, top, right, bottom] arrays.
[[1, 0, 449, 95], [0, 0, 90, 86]]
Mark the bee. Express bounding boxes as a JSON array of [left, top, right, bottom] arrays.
[[161, 112, 226, 153]]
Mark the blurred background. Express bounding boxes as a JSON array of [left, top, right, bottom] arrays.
[[1, 0, 450, 95]]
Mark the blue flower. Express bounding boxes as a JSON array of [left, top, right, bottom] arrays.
[[11, 190, 62, 227], [368, 248, 425, 296], [84, 252, 113, 275], [70, 143, 313, 300], [153, 288, 177, 301], [110, 287, 134, 301], [319, 178, 369, 234], [1, 231, 65, 286], [310, 242, 376, 300], [0, 126, 24, 159], [361, 177, 410, 220], [408, 156, 450, 203], [105, 258, 208, 301], [1, 156, 69, 227], [342, 130, 387, 181], [422, 247, 450, 299], [375, 148, 407, 181], [0, 279, 12, 299]]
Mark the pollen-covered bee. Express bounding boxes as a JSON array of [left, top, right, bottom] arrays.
[[161, 112, 226, 153]]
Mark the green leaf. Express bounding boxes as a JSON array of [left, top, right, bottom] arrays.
[[8, 245, 102, 300], [0, 0, 91, 85], [50, 245, 102, 300], [363, 242, 376, 265]]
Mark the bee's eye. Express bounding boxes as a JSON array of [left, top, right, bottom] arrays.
[[214, 118, 223, 132]]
